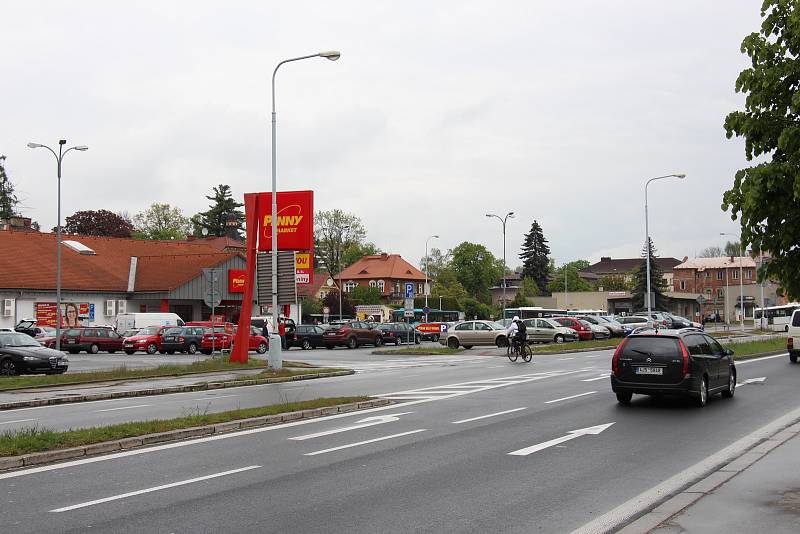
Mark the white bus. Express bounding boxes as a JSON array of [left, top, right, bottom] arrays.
[[754, 303, 800, 332], [504, 307, 568, 319], [566, 309, 607, 317]]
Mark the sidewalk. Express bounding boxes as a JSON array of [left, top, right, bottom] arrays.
[[620, 422, 800, 533], [0, 368, 351, 410]]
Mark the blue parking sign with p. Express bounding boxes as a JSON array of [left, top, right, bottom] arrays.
[[405, 282, 414, 298]]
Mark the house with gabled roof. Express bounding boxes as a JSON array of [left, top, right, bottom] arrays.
[[0, 229, 252, 328], [336, 253, 427, 304]]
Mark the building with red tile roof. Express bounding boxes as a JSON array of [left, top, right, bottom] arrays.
[[336, 253, 427, 304]]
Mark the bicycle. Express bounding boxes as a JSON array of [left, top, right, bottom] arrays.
[[507, 336, 533, 363]]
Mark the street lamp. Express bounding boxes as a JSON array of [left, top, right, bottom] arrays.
[[644, 174, 685, 318], [338, 225, 350, 322], [269, 50, 340, 370], [27, 140, 88, 351], [721, 232, 745, 331], [486, 212, 514, 321], [424, 235, 439, 322]]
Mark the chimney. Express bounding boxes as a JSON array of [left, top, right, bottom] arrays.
[[683, 256, 688, 262], [127, 257, 138, 292], [600, 256, 611, 263]]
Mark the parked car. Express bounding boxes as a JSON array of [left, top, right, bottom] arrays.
[[521, 318, 578, 344], [439, 320, 508, 349], [665, 313, 703, 330], [14, 320, 55, 339], [123, 326, 168, 355], [615, 316, 656, 330], [611, 329, 737, 407], [120, 329, 140, 339], [599, 316, 633, 336], [289, 325, 326, 350], [581, 315, 625, 337], [376, 323, 420, 345], [323, 321, 384, 349], [552, 317, 594, 341], [40, 327, 125, 354], [228, 326, 268, 354], [199, 326, 235, 354], [250, 316, 297, 343], [160, 326, 207, 354], [787, 309, 800, 363], [115, 312, 184, 332], [633, 312, 673, 328], [0, 332, 69, 376], [584, 320, 611, 340]]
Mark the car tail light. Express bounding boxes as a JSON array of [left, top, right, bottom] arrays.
[[178, 336, 185, 342], [789, 337, 794, 351], [678, 338, 690, 377], [612, 338, 628, 376]]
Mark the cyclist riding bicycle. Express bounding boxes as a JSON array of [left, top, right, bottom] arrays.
[[506, 316, 527, 351]]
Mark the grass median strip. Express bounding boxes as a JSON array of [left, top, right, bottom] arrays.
[[372, 347, 465, 355], [0, 396, 371, 457], [0, 357, 335, 391], [529, 339, 621, 353], [727, 337, 787, 358]]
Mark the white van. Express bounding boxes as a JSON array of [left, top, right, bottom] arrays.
[[788, 309, 800, 363], [115, 313, 184, 332]]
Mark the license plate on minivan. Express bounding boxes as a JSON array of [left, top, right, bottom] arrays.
[[635, 366, 663, 375]]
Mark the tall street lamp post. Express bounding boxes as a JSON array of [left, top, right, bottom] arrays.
[[644, 173, 686, 318], [270, 50, 340, 369], [721, 232, 745, 331], [27, 140, 88, 351], [486, 212, 514, 321], [338, 225, 350, 322], [424, 235, 439, 322]]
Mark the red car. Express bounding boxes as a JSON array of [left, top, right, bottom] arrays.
[[123, 326, 168, 355], [200, 327, 234, 354], [228, 326, 268, 354], [553, 317, 594, 341]]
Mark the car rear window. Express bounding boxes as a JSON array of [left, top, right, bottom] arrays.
[[621, 336, 681, 357], [793, 311, 800, 327]]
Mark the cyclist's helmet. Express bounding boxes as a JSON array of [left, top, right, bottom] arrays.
[[513, 316, 520, 322]]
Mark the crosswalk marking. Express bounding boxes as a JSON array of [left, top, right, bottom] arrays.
[[342, 355, 493, 373]]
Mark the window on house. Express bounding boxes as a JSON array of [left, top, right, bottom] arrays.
[[732, 270, 739, 280], [679, 280, 686, 290], [705, 288, 712, 295], [369, 280, 377, 287], [418, 283, 423, 294], [746, 269, 753, 280], [377, 280, 385, 292], [345, 281, 356, 293], [716, 271, 723, 280], [717, 288, 724, 298], [705, 272, 710, 278]]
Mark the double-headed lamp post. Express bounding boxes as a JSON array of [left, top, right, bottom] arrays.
[[644, 173, 686, 318], [27, 140, 88, 351], [424, 235, 439, 322], [270, 50, 340, 370], [486, 212, 514, 321], [721, 232, 745, 331]]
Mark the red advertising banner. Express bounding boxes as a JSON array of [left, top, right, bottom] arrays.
[[229, 269, 247, 293], [35, 303, 59, 327], [295, 252, 313, 285], [35, 302, 90, 327], [254, 190, 314, 251]]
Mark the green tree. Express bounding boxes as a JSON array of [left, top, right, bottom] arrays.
[[190, 184, 244, 239], [0, 155, 19, 221], [723, 0, 800, 298], [314, 210, 367, 274], [508, 277, 541, 308], [449, 242, 503, 301], [430, 267, 469, 307], [598, 275, 630, 292], [419, 247, 450, 282], [340, 242, 381, 268], [64, 210, 134, 237], [547, 261, 592, 293], [349, 285, 383, 306], [462, 297, 493, 320], [630, 238, 670, 311], [519, 220, 551, 294], [133, 203, 192, 240], [302, 297, 323, 320], [322, 291, 354, 319]]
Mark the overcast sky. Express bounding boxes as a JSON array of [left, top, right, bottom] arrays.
[[2, 1, 762, 270]]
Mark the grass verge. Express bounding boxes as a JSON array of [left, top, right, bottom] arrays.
[[0, 396, 371, 457], [373, 347, 464, 355], [726, 337, 787, 358], [0, 357, 325, 391], [529, 338, 621, 353]]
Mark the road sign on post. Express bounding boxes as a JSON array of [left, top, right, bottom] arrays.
[[203, 269, 222, 308], [405, 282, 414, 299]]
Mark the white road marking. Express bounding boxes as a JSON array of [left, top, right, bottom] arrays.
[[186, 394, 240, 401], [737, 353, 787, 365], [94, 404, 151, 413], [452, 407, 527, 424], [304, 429, 426, 456], [0, 418, 36, 425], [509, 423, 614, 456], [558, 357, 575, 361], [49, 465, 261, 512], [737, 376, 767, 387], [582, 374, 610, 382], [545, 391, 597, 404], [289, 412, 413, 441]]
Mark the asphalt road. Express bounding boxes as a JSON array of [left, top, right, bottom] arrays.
[[1, 349, 800, 532]]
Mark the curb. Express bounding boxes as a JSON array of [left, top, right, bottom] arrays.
[[733, 349, 786, 362], [0, 370, 355, 411], [0, 398, 391, 472], [618, 421, 800, 534]]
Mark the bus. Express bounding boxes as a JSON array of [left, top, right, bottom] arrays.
[[754, 303, 800, 332], [566, 309, 607, 317], [504, 307, 568, 320], [390, 309, 464, 324]]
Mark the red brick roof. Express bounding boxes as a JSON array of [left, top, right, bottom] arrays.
[[337, 254, 426, 281], [297, 273, 330, 298], [0, 230, 239, 292]]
